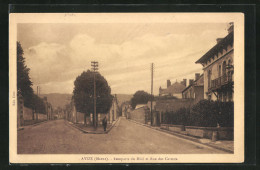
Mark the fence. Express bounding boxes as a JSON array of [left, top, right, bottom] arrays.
[[161, 100, 234, 127]]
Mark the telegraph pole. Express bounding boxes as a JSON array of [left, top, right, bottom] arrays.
[[91, 61, 98, 129], [36, 86, 39, 120], [151, 63, 154, 126]]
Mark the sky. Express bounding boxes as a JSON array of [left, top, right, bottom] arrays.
[[17, 22, 229, 95]]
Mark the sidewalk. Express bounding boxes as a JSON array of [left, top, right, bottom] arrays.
[[127, 118, 234, 153], [18, 119, 51, 131], [65, 118, 120, 134], [23, 119, 47, 126]]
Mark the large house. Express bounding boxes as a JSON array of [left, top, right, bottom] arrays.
[[195, 23, 234, 102], [182, 73, 204, 104], [159, 79, 187, 99]]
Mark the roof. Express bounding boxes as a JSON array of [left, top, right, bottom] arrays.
[[182, 74, 204, 93], [195, 30, 233, 64], [182, 84, 193, 93], [161, 82, 186, 94], [135, 104, 147, 110]]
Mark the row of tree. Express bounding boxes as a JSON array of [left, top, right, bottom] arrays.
[[17, 42, 46, 114]]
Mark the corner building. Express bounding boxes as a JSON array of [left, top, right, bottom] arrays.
[[196, 23, 234, 102]]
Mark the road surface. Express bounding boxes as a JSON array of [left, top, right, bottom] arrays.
[[17, 117, 227, 154]]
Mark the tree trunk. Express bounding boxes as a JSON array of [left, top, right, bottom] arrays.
[[96, 113, 98, 127], [32, 109, 35, 120], [75, 111, 77, 123], [84, 113, 87, 126]]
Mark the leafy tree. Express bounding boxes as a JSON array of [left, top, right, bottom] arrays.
[[17, 42, 34, 108], [73, 70, 113, 126], [33, 94, 46, 114], [130, 90, 152, 109]]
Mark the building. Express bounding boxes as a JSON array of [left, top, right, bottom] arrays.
[[159, 79, 187, 98], [108, 94, 120, 124], [135, 104, 147, 109], [195, 23, 234, 102], [121, 101, 131, 117], [128, 105, 150, 124], [43, 97, 53, 120], [182, 73, 204, 104]]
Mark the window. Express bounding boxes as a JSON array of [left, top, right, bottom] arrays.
[[228, 91, 233, 102], [218, 65, 221, 77], [228, 59, 232, 65], [208, 69, 211, 88], [222, 61, 227, 76], [228, 59, 233, 81]]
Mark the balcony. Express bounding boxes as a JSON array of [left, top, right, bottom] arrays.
[[209, 73, 233, 91]]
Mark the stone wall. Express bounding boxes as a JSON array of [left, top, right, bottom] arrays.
[[194, 86, 204, 104], [129, 106, 149, 124], [161, 124, 233, 140], [23, 106, 47, 120], [155, 99, 194, 113], [23, 107, 33, 120], [38, 113, 47, 120]]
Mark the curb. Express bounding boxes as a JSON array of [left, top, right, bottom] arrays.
[[65, 117, 120, 134], [126, 118, 233, 153], [106, 117, 121, 133]]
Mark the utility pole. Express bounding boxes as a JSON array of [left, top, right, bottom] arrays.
[[91, 61, 98, 129], [151, 63, 154, 126], [36, 86, 39, 120]]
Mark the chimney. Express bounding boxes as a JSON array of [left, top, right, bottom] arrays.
[[228, 22, 234, 34], [167, 80, 171, 88], [216, 38, 223, 44], [189, 79, 194, 86], [195, 73, 200, 81], [182, 79, 187, 87]]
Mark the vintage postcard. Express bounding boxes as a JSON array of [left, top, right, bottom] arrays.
[[9, 13, 244, 163]]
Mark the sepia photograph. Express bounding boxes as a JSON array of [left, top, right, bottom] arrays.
[[9, 13, 244, 163]]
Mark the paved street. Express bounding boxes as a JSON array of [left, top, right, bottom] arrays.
[[18, 117, 227, 154]]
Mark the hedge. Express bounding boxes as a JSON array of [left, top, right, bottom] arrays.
[[162, 100, 234, 127]]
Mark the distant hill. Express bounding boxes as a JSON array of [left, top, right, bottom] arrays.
[[115, 94, 133, 106], [40, 93, 72, 109]]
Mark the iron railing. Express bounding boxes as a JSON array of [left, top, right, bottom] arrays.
[[209, 73, 233, 90]]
